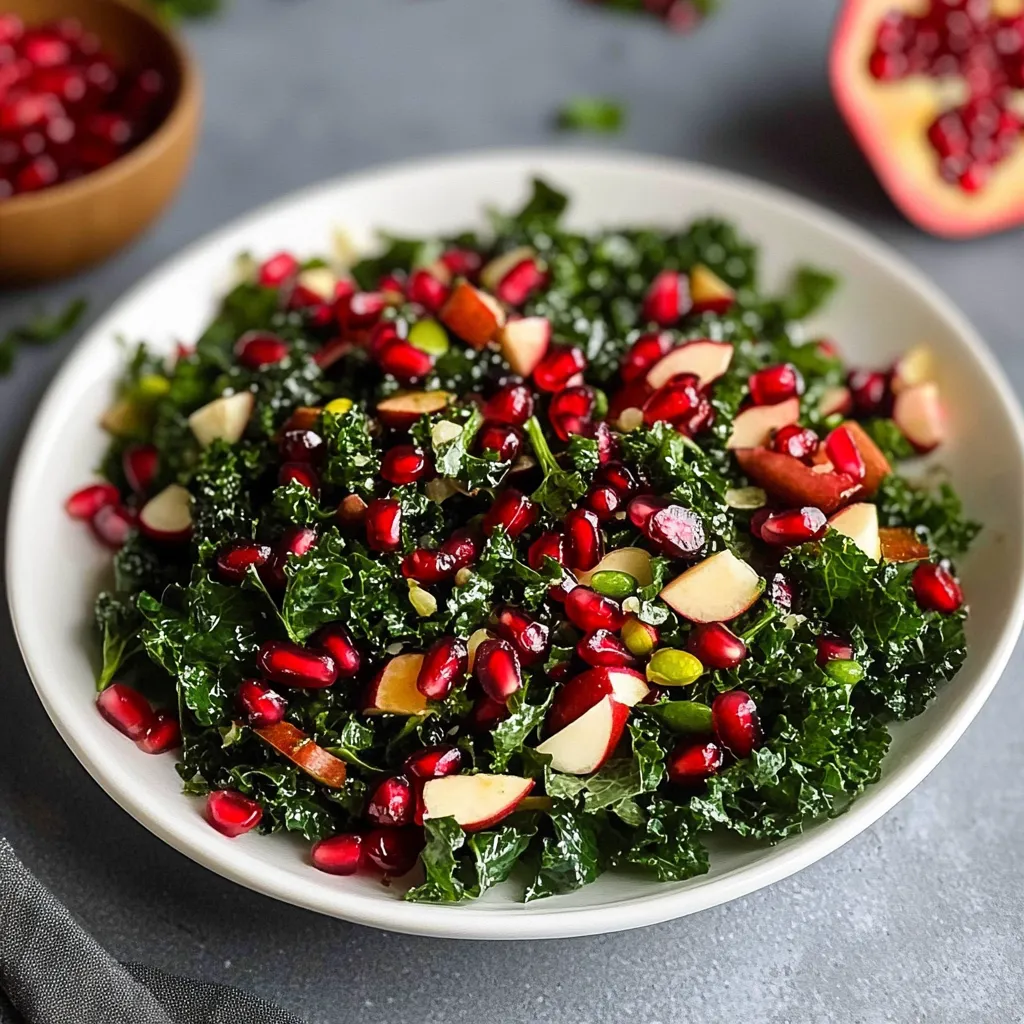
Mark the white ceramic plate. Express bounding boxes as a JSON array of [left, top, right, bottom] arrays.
[[8, 150, 1024, 940]]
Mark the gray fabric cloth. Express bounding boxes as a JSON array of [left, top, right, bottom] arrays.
[[0, 839, 304, 1024]]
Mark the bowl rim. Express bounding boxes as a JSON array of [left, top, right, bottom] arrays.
[[9, 148, 1024, 940], [0, 0, 200, 213]]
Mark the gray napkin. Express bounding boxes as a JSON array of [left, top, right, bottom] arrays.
[[0, 838, 305, 1024]]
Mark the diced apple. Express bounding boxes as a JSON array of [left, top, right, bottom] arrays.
[[689, 264, 736, 315], [891, 344, 935, 395], [734, 447, 861, 514], [375, 390, 452, 430], [828, 502, 881, 561], [296, 267, 337, 300], [879, 526, 930, 563], [839, 420, 891, 495], [893, 382, 945, 453], [421, 773, 534, 831], [818, 385, 853, 418], [726, 397, 800, 450], [546, 666, 649, 735], [138, 484, 192, 542], [439, 281, 506, 349], [499, 317, 551, 378], [188, 391, 254, 448], [577, 547, 653, 588], [645, 340, 734, 390], [480, 246, 535, 292], [254, 721, 347, 788], [659, 549, 763, 623], [536, 696, 629, 775], [364, 653, 428, 715]]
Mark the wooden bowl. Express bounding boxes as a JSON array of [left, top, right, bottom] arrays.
[[0, 0, 201, 284]]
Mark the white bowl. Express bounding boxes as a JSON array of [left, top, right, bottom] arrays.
[[8, 150, 1024, 940]]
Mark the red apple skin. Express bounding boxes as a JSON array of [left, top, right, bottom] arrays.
[[546, 667, 647, 736], [734, 448, 861, 514], [439, 282, 505, 349], [421, 776, 534, 831], [375, 391, 452, 430], [539, 696, 630, 775], [840, 421, 891, 496]]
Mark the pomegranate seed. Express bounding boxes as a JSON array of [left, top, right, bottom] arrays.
[[367, 775, 414, 827], [206, 790, 262, 838], [642, 374, 702, 429], [416, 636, 468, 699], [686, 623, 748, 670], [406, 269, 450, 312], [667, 739, 724, 786], [869, 49, 909, 79], [533, 345, 586, 393], [96, 683, 154, 740], [136, 710, 181, 754], [816, 634, 854, 666], [627, 494, 670, 530], [66, 482, 119, 520], [712, 690, 761, 758], [593, 461, 641, 498], [642, 270, 691, 327], [478, 423, 522, 461], [929, 111, 969, 156], [278, 463, 319, 495], [232, 330, 289, 371], [311, 623, 362, 677], [749, 364, 802, 406], [377, 274, 405, 298], [620, 332, 674, 383], [257, 641, 338, 689], [495, 607, 550, 666], [90, 503, 134, 548], [122, 444, 158, 494], [749, 508, 771, 542], [238, 679, 288, 726], [565, 587, 625, 632], [367, 322, 401, 358], [339, 291, 388, 330], [484, 383, 535, 425], [549, 385, 596, 442], [311, 833, 364, 875], [576, 630, 637, 668], [772, 424, 819, 460], [527, 533, 564, 576], [365, 498, 402, 552], [565, 508, 604, 571], [262, 525, 318, 589], [609, 380, 653, 421], [760, 507, 828, 546], [16, 154, 58, 192], [216, 539, 272, 584], [258, 252, 299, 288], [824, 425, 866, 482], [769, 572, 795, 611], [377, 341, 433, 383], [337, 494, 368, 527], [381, 445, 431, 484], [404, 745, 462, 779], [402, 548, 458, 584], [496, 258, 546, 306], [468, 693, 512, 732], [646, 504, 705, 558], [584, 484, 621, 521], [474, 638, 522, 702], [363, 827, 423, 875], [279, 429, 324, 465], [22, 30, 71, 67], [483, 489, 537, 538], [847, 370, 890, 417], [440, 248, 482, 278], [912, 562, 964, 614], [440, 528, 481, 568]]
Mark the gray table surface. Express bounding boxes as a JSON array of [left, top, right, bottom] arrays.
[[2, 1, 1024, 1021]]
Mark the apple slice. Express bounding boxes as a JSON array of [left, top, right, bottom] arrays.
[[421, 773, 534, 831], [439, 281, 506, 349], [536, 696, 629, 775], [576, 547, 653, 588], [646, 340, 734, 390], [893, 382, 945, 453], [188, 391, 254, 448], [689, 264, 736, 315], [660, 549, 763, 623], [726, 397, 800, 450], [480, 246, 535, 291], [734, 447, 861, 514], [891, 344, 935, 395], [546, 666, 649, 735], [818, 385, 853, 418], [138, 484, 192, 542], [254, 721, 347, 788], [499, 317, 551, 378], [879, 526, 930, 563], [375, 390, 452, 430], [828, 502, 880, 561], [838, 421, 891, 496], [364, 653, 428, 715]]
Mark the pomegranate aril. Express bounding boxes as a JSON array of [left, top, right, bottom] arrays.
[[759, 507, 827, 547], [687, 623, 748, 670], [416, 636, 468, 699], [483, 489, 536, 538], [816, 634, 854, 666], [258, 252, 299, 288], [440, 248, 483, 278], [122, 444, 158, 494], [206, 790, 262, 838], [533, 345, 586, 393], [216, 539, 272, 584], [66, 482, 119, 520], [667, 739, 724, 786], [620, 332, 674, 383], [712, 690, 761, 758], [642, 270, 691, 327], [483, 383, 534, 426], [495, 607, 550, 666], [584, 484, 621, 521], [368, 322, 401, 358], [136, 710, 181, 754], [576, 629, 637, 668], [96, 683, 155, 740], [278, 462, 319, 494], [377, 340, 433, 383], [549, 385, 596, 442], [646, 504, 705, 559], [468, 693, 512, 732], [402, 548, 458, 584], [749, 508, 771, 543], [257, 640, 338, 689], [90, 503, 134, 549], [365, 498, 402, 552], [912, 562, 964, 614], [848, 370, 890, 417], [565, 586, 625, 633], [381, 445, 431, 484], [16, 154, 58, 192], [772, 424, 819, 461], [279, 429, 324, 464], [495, 257, 546, 306], [311, 623, 362, 677], [474, 638, 523, 702], [22, 30, 71, 67], [642, 374, 701, 428], [264, 524, 318, 589], [404, 745, 463, 779], [627, 494, 670, 530], [749, 363, 802, 406], [238, 679, 288, 727], [366, 776, 414, 827], [593, 460, 640, 498], [824, 425, 866, 482], [527, 530, 565, 571], [478, 423, 522, 461], [363, 827, 423, 875], [440, 528, 481, 569], [564, 507, 604, 572], [406, 269, 450, 312], [311, 833, 364, 875], [768, 572, 795, 612], [338, 291, 388, 330]]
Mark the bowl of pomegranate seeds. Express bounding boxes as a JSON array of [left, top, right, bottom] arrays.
[[0, 0, 200, 283], [9, 152, 1024, 938]]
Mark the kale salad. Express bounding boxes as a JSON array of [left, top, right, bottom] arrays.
[[68, 179, 978, 903]]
